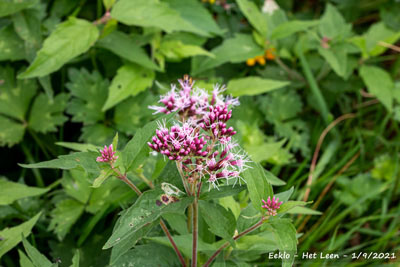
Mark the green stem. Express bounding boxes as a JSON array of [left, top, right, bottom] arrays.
[[21, 143, 44, 187], [192, 195, 198, 267]]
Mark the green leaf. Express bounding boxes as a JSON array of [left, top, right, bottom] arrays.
[[122, 113, 175, 172], [242, 161, 273, 212], [359, 65, 393, 111], [318, 4, 352, 39], [265, 219, 297, 267], [0, 116, 26, 147], [0, 178, 49, 205], [237, 205, 260, 233], [96, 31, 160, 71], [103, 0, 116, 10], [56, 142, 99, 152], [191, 34, 264, 75], [286, 206, 322, 215], [160, 40, 214, 60], [0, 212, 41, 258], [103, 188, 192, 249], [227, 76, 289, 96], [318, 45, 347, 78], [19, 17, 99, 78], [22, 236, 53, 267], [0, 24, 26, 61], [19, 250, 35, 267], [263, 169, 286, 186], [102, 63, 154, 111], [111, 0, 209, 36], [365, 22, 400, 57], [70, 250, 80, 267], [278, 201, 308, 214], [19, 151, 101, 179], [66, 68, 109, 125], [199, 200, 236, 245], [79, 124, 115, 146], [48, 198, 85, 240], [271, 20, 319, 40], [62, 169, 92, 204], [92, 169, 114, 188], [236, 0, 267, 37], [28, 93, 69, 133], [200, 185, 246, 200], [0, 0, 37, 17]]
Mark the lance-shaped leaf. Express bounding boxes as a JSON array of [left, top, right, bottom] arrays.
[[199, 200, 236, 246], [236, 0, 267, 37], [227, 76, 289, 96], [22, 237, 53, 267], [103, 188, 193, 249], [271, 20, 319, 40], [278, 201, 309, 214], [0, 212, 41, 258], [19, 17, 99, 78], [0, 178, 49, 205]]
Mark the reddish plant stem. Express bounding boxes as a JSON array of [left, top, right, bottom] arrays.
[[112, 165, 187, 267], [203, 218, 265, 267]]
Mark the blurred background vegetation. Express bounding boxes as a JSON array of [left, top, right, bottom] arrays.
[[1, 0, 400, 266]]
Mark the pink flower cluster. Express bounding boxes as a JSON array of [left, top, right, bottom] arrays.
[[96, 144, 118, 163], [148, 76, 249, 190], [262, 196, 283, 216]]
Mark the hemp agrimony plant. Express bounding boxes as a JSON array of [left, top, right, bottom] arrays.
[[23, 76, 307, 266]]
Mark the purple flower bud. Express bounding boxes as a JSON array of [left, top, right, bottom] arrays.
[[96, 144, 118, 163], [262, 196, 283, 216]]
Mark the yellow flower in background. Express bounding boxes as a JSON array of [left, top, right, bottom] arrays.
[[246, 58, 256, 66]]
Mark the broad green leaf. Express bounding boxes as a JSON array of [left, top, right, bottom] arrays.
[[70, 250, 80, 267], [0, 116, 25, 147], [19, 17, 99, 78], [162, 213, 188, 235], [110, 220, 157, 264], [28, 93, 69, 133], [236, 0, 267, 37], [0, 0, 37, 17], [0, 212, 41, 258], [318, 45, 347, 78], [381, 5, 400, 31], [62, 169, 92, 204], [318, 4, 351, 39], [365, 22, 400, 57], [227, 76, 289, 96], [92, 169, 114, 188], [0, 24, 25, 61], [22, 237, 53, 267], [111, 0, 209, 36], [271, 20, 319, 40], [104, 188, 192, 249], [66, 68, 109, 125], [0, 66, 37, 120], [263, 169, 286, 186], [242, 161, 273, 212], [160, 40, 214, 60], [102, 63, 154, 111], [96, 31, 160, 71], [359, 65, 393, 111], [237, 205, 260, 233], [200, 185, 246, 200], [79, 124, 115, 146], [0, 179, 49, 205], [19, 151, 101, 179], [164, 0, 222, 36], [122, 113, 175, 172], [191, 34, 264, 75], [112, 243, 180, 267], [49, 198, 85, 240], [19, 250, 35, 267], [278, 201, 308, 214], [199, 200, 236, 245], [265, 219, 297, 267]]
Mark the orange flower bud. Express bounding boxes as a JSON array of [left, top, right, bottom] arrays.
[[255, 56, 266, 65], [265, 47, 276, 60], [246, 58, 256, 66]]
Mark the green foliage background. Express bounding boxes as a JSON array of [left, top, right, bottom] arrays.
[[1, 0, 400, 266]]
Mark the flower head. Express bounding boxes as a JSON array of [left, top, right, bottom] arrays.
[[262, 196, 283, 216], [96, 144, 118, 163]]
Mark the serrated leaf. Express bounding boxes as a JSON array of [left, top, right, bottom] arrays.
[[19, 151, 101, 180], [160, 40, 214, 60], [22, 236, 53, 267], [271, 20, 319, 40], [242, 161, 273, 212], [199, 200, 236, 246], [29, 93, 68, 133], [359, 65, 393, 111], [236, 0, 267, 37], [66, 68, 109, 124], [102, 63, 154, 111], [318, 45, 347, 78], [0, 0, 37, 17], [111, 0, 209, 36], [97, 31, 160, 71], [0, 24, 26, 61], [227, 76, 289, 96], [92, 169, 114, 188], [19, 17, 99, 78], [191, 34, 264, 75], [0, 116, 25, 147], [104, 188, 192, 249], [0, 178, 49, 205], [49, 198, 85, 240], [318, 4, 352, 39], [278, 201, 308, 214], [0, 212, 41, 258]]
